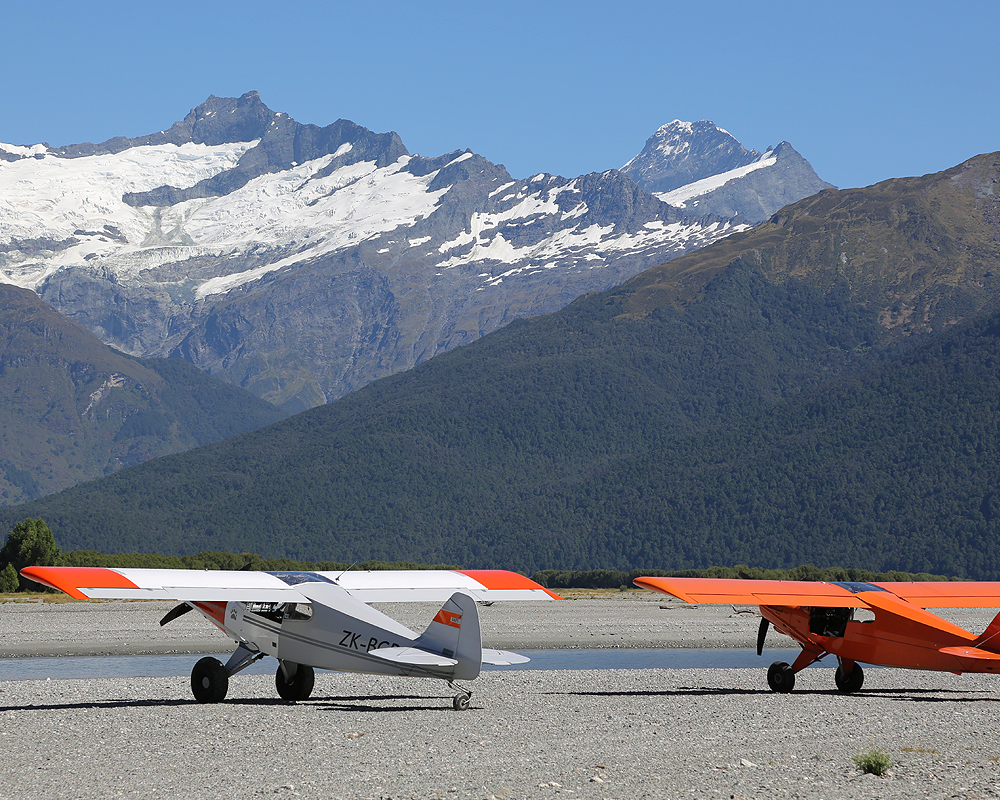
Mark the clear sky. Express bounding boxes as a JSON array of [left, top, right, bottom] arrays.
[[3, 0, 997, 190]]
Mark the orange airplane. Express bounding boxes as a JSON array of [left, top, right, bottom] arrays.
[[633, 576, 1000, 693]]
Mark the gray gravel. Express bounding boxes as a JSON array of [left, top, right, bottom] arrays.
[[3, 596, 1000, 799], [2, 668, 999, 800]]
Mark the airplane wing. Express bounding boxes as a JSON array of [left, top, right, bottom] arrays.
[[327, 569, 562, 602], [19, 566, 306, 601], [634, 576, 1000, 611], [870, 582, 1000, 608], [633, 577, 871, 608], [20, 566, 560, 603]]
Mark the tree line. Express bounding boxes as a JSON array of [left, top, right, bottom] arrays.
[[0, 518, 460, 593], [2, 518, 953, 594]]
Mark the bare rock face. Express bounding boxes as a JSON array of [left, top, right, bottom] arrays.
[[2, 98, 831, 412], [621, 121, 834, 223]]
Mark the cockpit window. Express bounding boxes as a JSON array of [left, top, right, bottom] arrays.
[[243, 601, 313, 623], [808, 606, 853, 638], [284, 603, 313, 621], [245, 602, 284, 624]]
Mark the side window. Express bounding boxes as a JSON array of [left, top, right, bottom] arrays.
[[284, 603, 313, 621], [245, 602, 284, 624], [808, 606, 853, 638]]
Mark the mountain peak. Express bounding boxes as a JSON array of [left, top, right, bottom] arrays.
[[621, 120, 833, 222], [621, 120, 761, 195], [47, 91, 279, 158]]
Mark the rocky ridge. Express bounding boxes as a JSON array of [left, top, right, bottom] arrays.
[[0, 95, 831, 411], [621, 119, 835, 222]]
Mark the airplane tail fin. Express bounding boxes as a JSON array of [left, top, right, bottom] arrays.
[[414, 591, 483, 680], [974, 610, 1000, 653]]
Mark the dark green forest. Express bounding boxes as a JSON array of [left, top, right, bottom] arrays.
[[8, 256, 996, 576], [473, 309, 1000, 577]]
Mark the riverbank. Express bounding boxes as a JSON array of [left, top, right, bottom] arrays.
[[3, 595, 1000, 799]]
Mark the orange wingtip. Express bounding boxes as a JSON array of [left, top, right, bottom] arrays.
[[457, 570, 563, 599], [19, 566, 139, 600]]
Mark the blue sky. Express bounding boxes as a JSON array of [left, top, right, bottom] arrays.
[[4, 0, 997, 190]]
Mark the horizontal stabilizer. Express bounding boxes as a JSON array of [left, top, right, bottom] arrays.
[[482, 648, 529, 665], [367, 646, 458, 668], [939, 646, 1000, 663]]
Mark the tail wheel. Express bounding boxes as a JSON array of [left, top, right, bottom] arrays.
[[191, 657, 229, 703], [453, 693, 471, 711], [276, 663, 315, 701], [767, 661, 795, 693], [835, 663, 865, 693]]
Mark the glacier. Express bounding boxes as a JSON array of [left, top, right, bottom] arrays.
[[0, 94, 829, 411]]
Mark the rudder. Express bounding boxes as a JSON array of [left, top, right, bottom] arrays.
[[414, 591, 483, 680], [975, 610, 1000, 653]]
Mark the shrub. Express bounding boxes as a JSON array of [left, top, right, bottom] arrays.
[[852, 747, 893, 776]]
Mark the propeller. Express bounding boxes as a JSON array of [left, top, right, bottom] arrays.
[[756, 616, 770, 656], [160, 603, 193, 627]]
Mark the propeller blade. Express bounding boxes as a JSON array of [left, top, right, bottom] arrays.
[[757, 616, 770, 656], [160, 603, 193, 627]]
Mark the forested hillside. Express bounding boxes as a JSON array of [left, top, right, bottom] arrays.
[[0, 257, 891, 568], [0, 285, 287, 503], [468, 309, 1000, 577], [4, 153, 1000, 577]]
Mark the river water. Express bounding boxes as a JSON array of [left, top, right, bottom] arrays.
[[0, 647, 835, 681]]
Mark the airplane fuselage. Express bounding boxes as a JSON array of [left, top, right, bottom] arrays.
[[762, 593, 1000, 674], [191, 581, 459, 679]]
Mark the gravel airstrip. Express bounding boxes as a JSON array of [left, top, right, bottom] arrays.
[[2, 594, 999, 799]]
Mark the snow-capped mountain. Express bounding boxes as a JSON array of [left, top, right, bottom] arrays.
[[0, 94, 828, 411], [620, 120, 834, 222]]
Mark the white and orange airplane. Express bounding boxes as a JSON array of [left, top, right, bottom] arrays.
[[634, 575, 1000, 693], [21, 566, 560, 709]]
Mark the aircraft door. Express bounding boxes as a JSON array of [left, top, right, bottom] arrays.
[[809, 606, 852, 638], [230, 601, 287, 656]]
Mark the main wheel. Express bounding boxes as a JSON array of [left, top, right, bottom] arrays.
[[453, 693, 471, 711], [767, 661, 795, 693], [276, 663, 315, 701], [834, 663, 865, 693], [191, 657, 229, 703]]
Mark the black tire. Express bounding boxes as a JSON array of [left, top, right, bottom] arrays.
[[276, 663, 315, 701], [767, 661, 795, 693], [453, 694, 470, 711], [835, 663, 865, 693], [191, 657, 229, 703]]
